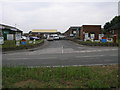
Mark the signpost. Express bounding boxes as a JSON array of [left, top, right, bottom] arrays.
[[33, 39, 36, 44], [0, 37, 4, 45]]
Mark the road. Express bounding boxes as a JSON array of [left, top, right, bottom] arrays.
[[2, 40, 118, 67]]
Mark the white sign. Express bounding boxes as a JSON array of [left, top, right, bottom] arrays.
[[15, 34, 21, 40], [90, 34, 95, 39], [16, 41, 20, 46], [107, 38, 113, 42], [99, 34, 104, 40], [0, 37, 4, 44], [7, 34, 14, 40], [29, 41, 33, 44], [85, 33, 89, 39]]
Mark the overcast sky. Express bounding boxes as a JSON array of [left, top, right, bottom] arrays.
[[0, 0, 119, 33]]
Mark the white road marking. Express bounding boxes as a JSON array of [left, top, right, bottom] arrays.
[[29, 63, 118, 68], [40, 57, 57, 59], [76, 55, 105, 58], [6, 57, 57, 60], [62, 46, 64, 54], [4, 48, 118, 55]]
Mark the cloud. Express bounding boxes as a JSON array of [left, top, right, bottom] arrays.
[[0, 1, 118, 33]]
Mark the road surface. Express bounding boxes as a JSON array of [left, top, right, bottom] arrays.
[[2, 40, 118, 67]]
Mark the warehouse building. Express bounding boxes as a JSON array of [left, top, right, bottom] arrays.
[[29, 29, 60, 39], [64, 26, 81, 38], [0, 24, 23, 40]]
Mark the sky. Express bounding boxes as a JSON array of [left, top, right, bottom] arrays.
[[0, 0, 119, 33]]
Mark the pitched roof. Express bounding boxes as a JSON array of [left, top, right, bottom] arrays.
[[0, 24, 22, 32]]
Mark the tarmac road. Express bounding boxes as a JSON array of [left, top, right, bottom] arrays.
[[2, 40, 118, 67]]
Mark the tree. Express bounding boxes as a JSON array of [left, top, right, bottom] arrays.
[[103, 16, 120, 32]]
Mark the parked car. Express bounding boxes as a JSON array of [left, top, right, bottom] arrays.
[[47, 35, 54, 41], [51, 34, 59, 40], [20, 36, 27, 40], [30, 36, 40, 40], [53, 35, 59, 40], [59, 35, 66, 40]]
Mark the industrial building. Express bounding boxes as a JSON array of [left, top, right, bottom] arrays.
[[64, 25, 102, 40], [29, 29, 60, 39], [64, 26, 81, 38], [0, 24, 23, 40]]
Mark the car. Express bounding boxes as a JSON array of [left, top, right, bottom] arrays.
[[53, 36, 59, 40], [20, 36, 27, 40], [52, 34, 60, 40], [47, 35, 54, 41], [30, 36, 40, 40], [59, 35, 66, 39]]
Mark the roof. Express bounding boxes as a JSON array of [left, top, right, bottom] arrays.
[[0, 24, 22, 32], [32, 29, 57, 33]]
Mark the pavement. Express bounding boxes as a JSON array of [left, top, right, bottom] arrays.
[[2, 40, 118, 67]]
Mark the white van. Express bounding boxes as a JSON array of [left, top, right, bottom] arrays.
[[52, 34, 59, 40], [47, 35, 54, 41]]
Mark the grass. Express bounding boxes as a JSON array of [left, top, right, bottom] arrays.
[[2, 40, 44, 48], [2, 65, 119, 88]]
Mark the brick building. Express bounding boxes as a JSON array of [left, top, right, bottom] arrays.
[[80, 25, 102, 40]]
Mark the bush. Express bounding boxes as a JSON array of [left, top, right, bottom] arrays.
[[69, 38, 119, 47]]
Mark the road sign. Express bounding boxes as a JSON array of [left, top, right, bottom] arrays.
[[0, 37, 4, 44], [21, 39, 27, 45], [16, 41, 20, 46]]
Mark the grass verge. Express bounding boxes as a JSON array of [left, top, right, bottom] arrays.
[[2, 40, 44, 51], [2, 64, 119, 88]]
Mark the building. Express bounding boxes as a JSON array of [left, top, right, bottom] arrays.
[[80, 25, 102, 40], [29, 29, 60, 38], [64, 26, 81, 38], [0, 24, 23, 40]]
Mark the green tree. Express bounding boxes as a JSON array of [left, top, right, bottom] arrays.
[[104, 16, 120, 32]]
